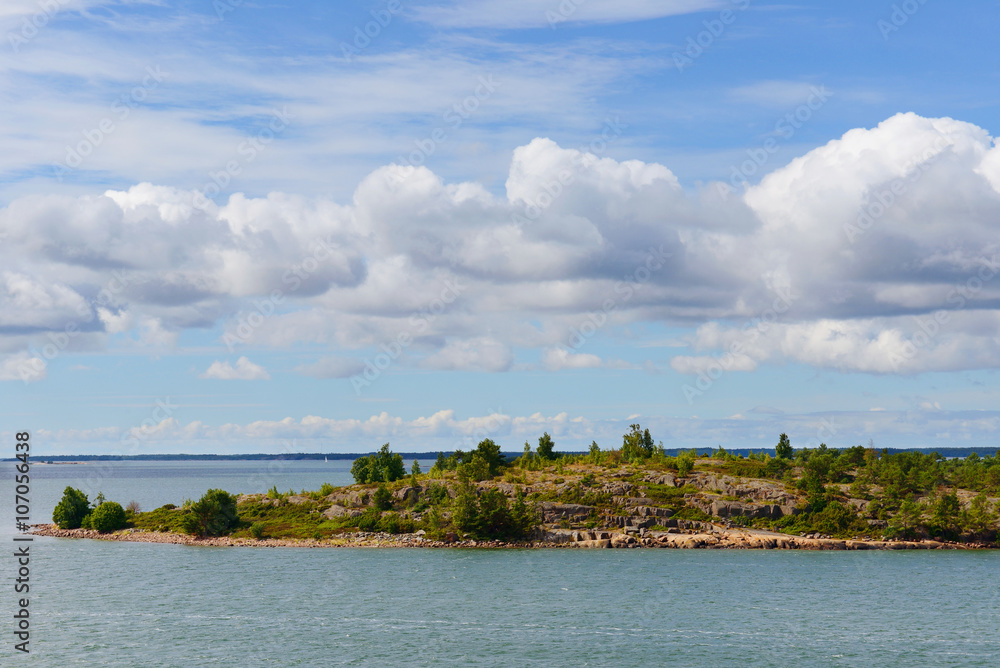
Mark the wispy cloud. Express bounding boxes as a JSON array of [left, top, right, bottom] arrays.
[[410, 0, 724, 29]]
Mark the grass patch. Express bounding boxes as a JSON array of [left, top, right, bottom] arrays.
[[642, 484, 698, 507]]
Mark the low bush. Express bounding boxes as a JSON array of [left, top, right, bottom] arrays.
[[90, 501, 127, 533]]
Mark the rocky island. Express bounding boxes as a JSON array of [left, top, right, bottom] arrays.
[[33, 428, 1000, 551]]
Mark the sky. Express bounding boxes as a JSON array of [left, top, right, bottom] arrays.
[[2, 0, 1000, 455]]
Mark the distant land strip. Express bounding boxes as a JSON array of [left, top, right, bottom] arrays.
[[6, 447, 1000, 462]]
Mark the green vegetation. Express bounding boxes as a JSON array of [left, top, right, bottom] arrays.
[[350, 443, 406, 484], [53, 487, 91, 529], [621, 424, 658, 461], [451, 482, 536, 540], [775, 433, 793, 459], [372, 485, 393, 511], [52, 487, 131, 533], [49, 426, 1000, 547], [89, 501, 127, 533], [182, 489, 239, 536], [536, 432, 555, 460]]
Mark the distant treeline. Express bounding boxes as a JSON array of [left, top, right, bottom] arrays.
[[7, 446, 1000, 462]]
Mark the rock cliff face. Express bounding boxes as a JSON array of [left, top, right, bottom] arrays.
[[538, 502, 595, 523], [685, 496, 797, 520], [322, 504, 363, 520], [683, 471, 797, 505]]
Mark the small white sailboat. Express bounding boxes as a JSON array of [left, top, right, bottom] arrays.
[[324, 456, 328, 463]]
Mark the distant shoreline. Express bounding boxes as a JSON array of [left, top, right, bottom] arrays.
[[6, 446, 999, 463]]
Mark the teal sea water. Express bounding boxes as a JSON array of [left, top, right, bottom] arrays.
[[4, 461, 1000, 666]]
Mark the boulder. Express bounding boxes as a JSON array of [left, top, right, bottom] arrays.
[[846, 498, 869, 512], [574, 539, 611, 548], [322, 504, 363, 520], [325, 490, 368, 508], [611, 533, 638, 548], [538, 528, 577, 544], [393, 486, 421, 504]]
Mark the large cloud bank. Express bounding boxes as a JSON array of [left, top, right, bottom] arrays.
[[3, 113, 1000, 382]]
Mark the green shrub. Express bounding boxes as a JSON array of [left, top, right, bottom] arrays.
[[52, 487, 91, 529], [357, 508, 381, 532], [811, 501, 855, 535], [457, 454, 491, 482], [377, 512, 413, 534], [185, 489, 239, 536], [90, 502, 127, 533], [451, 483, 538, 540], [250, 522, 266, 539], [424, 483, 450, 506], [676, 451, 696, 477], [319, 483, 335, 496], [373, 485, 393, 511]]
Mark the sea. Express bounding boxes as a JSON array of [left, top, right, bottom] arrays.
[[2, 460, 999, 666]]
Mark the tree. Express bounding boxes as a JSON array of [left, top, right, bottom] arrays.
[[183, 489, 239, 536], [451, 481, 480, 534], [931, 490, 962, 537], [52, 487, 91, 529], [775, 433, 793, 459], [374, 443, 406, 481], [410, 459, 422, 485], [588, 440, 601, 463], [474, 438, 506, 475], [537, 432, 555, 460], [966, 492, 998, 536], [451, 481, 538, 540], [888, 495, 923, 539], [457, 454, 491, 482], [373, 485, 393, 511], [90, 501, 127, 533], [351, 443, 406, 484], [350, 456, 373, 484], [520, 441, 534, 469], [621, 424, 654, 461]]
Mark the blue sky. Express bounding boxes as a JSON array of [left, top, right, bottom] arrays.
[[3, 0, 1000, 454]]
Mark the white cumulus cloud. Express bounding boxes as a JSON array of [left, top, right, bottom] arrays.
[[200, 357, 270, 380]]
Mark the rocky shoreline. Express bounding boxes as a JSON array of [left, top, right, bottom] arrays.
[[30, 523, 985, 550]]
